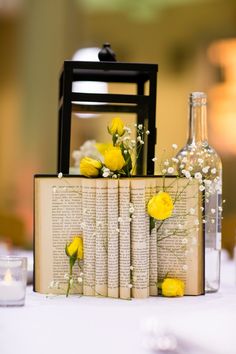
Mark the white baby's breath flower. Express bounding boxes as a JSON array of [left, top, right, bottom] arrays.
[[128, 284, 133, 289], [194, 172, 202, 180], [182, 157, 188, 163], [182, 264, 188, 271], [58, 172, 63, 179], [162, 169, 167, 174], [202, 219, 206, 224], [211, 208, 216, 214], [123, 150, 128, 154], [198, 158, 204, 165], [218, 206, 223, 212], [64, 274, 69, 280], [189, 208, 195, 215], [152, 157, 157, 162], [124, 126, 131, 134], [183, 170, 191, 179], [202, 166, 210, 174], [211, 219, 215, 224], [194, 219, 199, 225], [112, 174, 118, 179], [77, 277, 83, 283], [49, 280, 55, 289], [130, 266, 134, 271], [140, 140, 144, 145], [129, 203, 135, 213], [172, 143, 178, 149], [199, 185, 205, 192], [182, 238, 188, 244], [167, 167, 174, 174], [172, 157, 179, 163], [55, 281, 60, 289], [118, 217, 123, 222], [69, 279, 74, 286], [116, 228, 120, 233], [102, 170, 110, 178], [137, 136, 142, 142], [164, 160, 169, 166], [180, 164, 185, 169], [138, 124, 143, 130], [200, 206, 204, 211], [204, 179, 212, 186], [223, 199, 226, 203], [146, 130, 150, 135], [188, 166, 193, 171], [211, 168, 216, 174]]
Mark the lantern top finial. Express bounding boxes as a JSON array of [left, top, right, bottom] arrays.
[[98, 43, 116, 62]]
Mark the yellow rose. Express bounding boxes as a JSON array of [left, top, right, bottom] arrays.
[[108, 117, 124, 136], [80, 157, 102, 177], [95, 142, 113, 156], [147, 191, 174, 220], [66, 236, 83, 259], [161, 278, 185, 297], [104, 147, 126, 171]]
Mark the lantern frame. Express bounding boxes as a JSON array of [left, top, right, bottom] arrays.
[[57, 60, 158, 175]]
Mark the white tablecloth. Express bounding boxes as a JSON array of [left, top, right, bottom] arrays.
[[1, 257, 236, 354]]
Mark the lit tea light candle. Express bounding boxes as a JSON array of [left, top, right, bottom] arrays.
[[0, 268, 25, 302], [0, 256, 27, 306]]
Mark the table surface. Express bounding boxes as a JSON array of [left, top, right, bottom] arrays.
[[1, 255, 236, 354]]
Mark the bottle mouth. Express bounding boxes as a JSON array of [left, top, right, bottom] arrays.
[[189, 92, 207, 106]]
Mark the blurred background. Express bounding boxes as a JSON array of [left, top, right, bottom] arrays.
[[0, 0, 236, 255]]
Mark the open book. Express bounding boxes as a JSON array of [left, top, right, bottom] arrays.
[[34, 175, 204, 298]]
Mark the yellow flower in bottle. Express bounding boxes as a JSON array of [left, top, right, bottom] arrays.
[[104, 147, 126, 171], [147, 191, 174, 220], [161, 278, 185, 297], [80, 157, 102, 177], [108, 117, 124, 136], [66, 236, 83, 259]]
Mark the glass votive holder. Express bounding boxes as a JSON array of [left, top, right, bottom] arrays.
[[0, 256, 27, 307]]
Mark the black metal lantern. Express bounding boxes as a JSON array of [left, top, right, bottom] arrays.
[[57, 44, 158, 175]]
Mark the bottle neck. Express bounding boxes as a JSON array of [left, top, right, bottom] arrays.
[[187, 93, 208, 145]]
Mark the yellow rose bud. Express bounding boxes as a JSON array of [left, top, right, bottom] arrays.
[[80, 157, 102, 177], [108, 117, 124, 136], [104, 147, 126, 171], [147, 191, 174, 220], [161, 278, 185, 297], [66, 236, 83, 259]]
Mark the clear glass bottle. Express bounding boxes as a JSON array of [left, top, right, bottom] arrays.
[[176, 92, 222, 293]]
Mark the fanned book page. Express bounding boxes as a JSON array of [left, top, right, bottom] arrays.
[[34, 175, 204, 297]]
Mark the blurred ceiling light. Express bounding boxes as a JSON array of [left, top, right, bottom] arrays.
[[207, 38, 236, 156], [72, 47, 108, 118]]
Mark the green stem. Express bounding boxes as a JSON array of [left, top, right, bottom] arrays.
[[66, 261, 73, 297]]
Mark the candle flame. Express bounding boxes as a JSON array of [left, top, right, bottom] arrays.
[[4, 268, 13, 284]]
